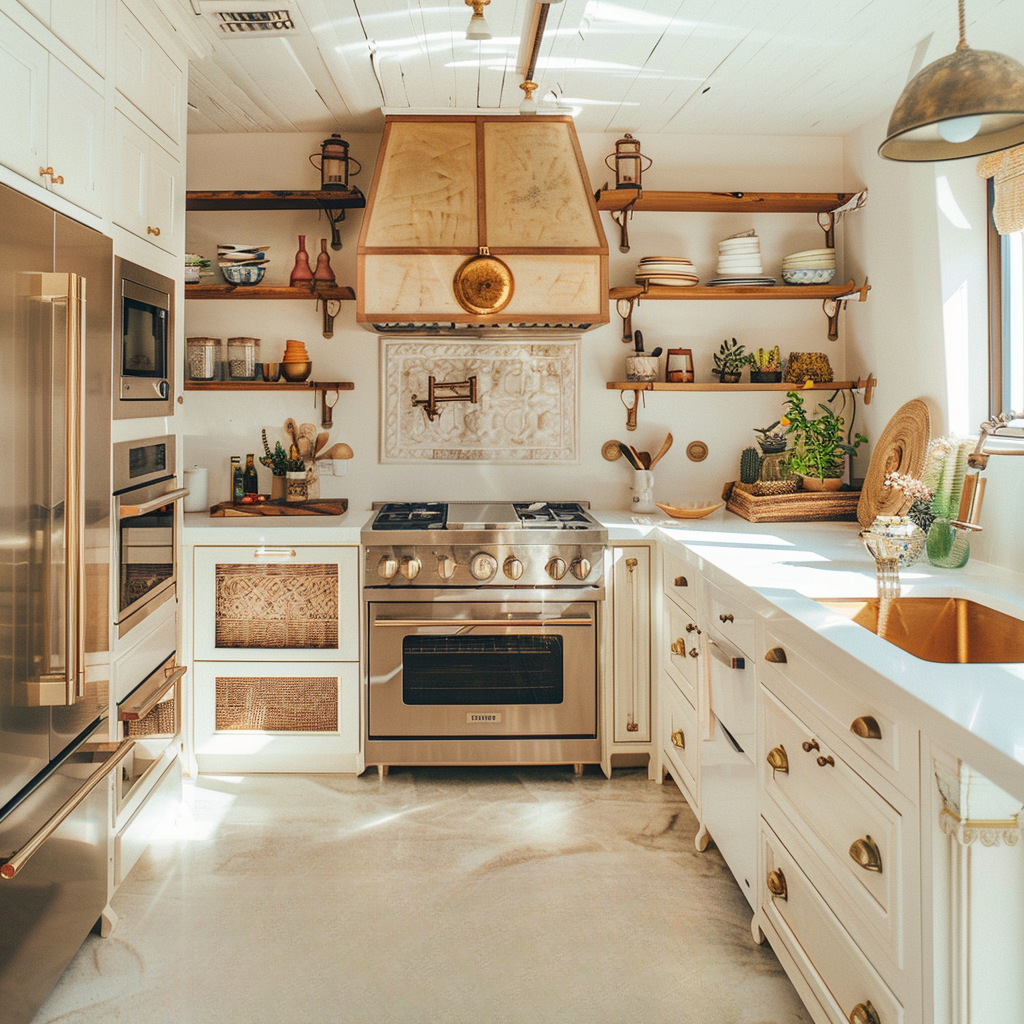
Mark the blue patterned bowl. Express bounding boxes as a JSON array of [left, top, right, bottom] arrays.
[[222, 264, 266, 286]]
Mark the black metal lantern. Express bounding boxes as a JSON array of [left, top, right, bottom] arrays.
[[605, 133, 652, 190], [310, 134, 361, 191]]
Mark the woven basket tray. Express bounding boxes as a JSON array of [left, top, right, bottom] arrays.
[[725, 481, 861, 523]]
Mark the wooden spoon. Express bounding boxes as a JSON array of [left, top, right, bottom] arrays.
[[616, 442, 641, 469], [314, 432, 330, 455], [648, 432, 674, 469], [283, 418, 299, 451]]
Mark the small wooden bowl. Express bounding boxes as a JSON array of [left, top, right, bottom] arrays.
[[655, 501, 724, 519]]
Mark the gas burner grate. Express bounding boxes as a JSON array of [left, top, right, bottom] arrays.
[[372, 503, 447, 530], [513, 502, 591, 528]]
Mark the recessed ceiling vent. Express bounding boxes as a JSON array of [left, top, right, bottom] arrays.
[[197, 3, 298, 38]]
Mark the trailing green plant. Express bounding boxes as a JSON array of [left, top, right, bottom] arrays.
[[754, 420, 788, 454], [746, 346, 780, 372], [712, 337, 746, 379], [780, 390, 867, 481]]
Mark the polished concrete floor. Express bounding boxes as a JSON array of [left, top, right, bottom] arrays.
[[34, 767, 811, 1024]]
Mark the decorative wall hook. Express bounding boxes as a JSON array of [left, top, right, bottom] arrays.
[[412, 375, 479, 422]]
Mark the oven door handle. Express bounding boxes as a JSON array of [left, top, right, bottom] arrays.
[[119, 486, 190, 518], [373, 617, 593, 628], [119, 665, 187, 722]]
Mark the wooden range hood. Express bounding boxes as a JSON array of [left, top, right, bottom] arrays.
[[357, 115, 609, 332]]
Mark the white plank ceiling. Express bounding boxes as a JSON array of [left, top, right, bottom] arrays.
[[167, 0, 1024, 137]]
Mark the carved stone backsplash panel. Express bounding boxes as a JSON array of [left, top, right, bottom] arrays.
[[381, 338, 579, 463]]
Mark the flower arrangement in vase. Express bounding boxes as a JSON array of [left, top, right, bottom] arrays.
[[711, 337, 746, 383], [780, 390, 867, 490]]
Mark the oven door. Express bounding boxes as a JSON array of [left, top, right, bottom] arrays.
[[368, 600, 597, 739], [114, 479, 188, 636]]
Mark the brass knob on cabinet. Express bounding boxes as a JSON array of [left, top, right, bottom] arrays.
[[849, 835, 883, 873], [399, 556, 421, 580], [671, 729, 685, 749], [766, 746, 789, 775], [503, 555, 524, 580], [688, 648, 699, 658], [39, 166, 63, 183], [436, 555, 457, 580], [848, 1000, 881, 1024], [147, 225, 161, 236], [671, 639, 685, 655], [816, 755, 835, 768], [764, 646, 788, 663], [377, 554, 398, 580], [802, 740, 819, 753], [851, 715, 882, 740], [674, 575, 688, 587], [686, 622, 700, 633], [766, 868, 788, 900], [719, 613, 734, 623]]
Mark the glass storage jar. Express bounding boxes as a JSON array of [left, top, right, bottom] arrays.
[[227, 337, 260, 380], [186, 337, 219, 381]]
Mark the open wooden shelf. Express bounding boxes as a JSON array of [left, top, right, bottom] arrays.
[[184, 284, 355, 301], [185, 189, 365, 211], [610, 280, 864, 302], [184, 380, 354, 392], [594, 189, 859, 214]]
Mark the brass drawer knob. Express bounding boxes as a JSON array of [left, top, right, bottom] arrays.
[[688, 647, 699, 658], [766, 868, 788, 900], [766, 745, 789, 775], [147, 225, 161, 236], [802, 739, 820, 753], [848, 1000, 881, 1024], [719, 612, 734, 623], [686, 622, 700, 633], [851, 715, 882, 740], [816, 755, 835, 768], [674, 575, 688, 587], [671, 729, 685, 749], [764, 646, 787, 663], [671, 638, 685, 655], [849, 835, 883, 873]]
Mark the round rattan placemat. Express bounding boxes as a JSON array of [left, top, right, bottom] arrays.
[[856, 398, 931, 527]]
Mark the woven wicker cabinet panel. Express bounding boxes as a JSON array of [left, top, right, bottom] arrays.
[[215, 675, 339, 732], [214, 563, 339, 649], [127, 698, 177, 736]]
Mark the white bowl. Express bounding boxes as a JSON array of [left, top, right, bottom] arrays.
[[781, 267, 836, 285], [784, 247, 835, 260]]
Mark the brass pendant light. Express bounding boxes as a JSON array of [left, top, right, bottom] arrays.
[[879, 0, 1024, 161]]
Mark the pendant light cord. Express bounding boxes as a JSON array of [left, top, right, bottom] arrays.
[[957, 0, 968, 51]]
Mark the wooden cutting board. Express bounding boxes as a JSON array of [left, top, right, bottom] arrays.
[[209, 499, 348, 517]]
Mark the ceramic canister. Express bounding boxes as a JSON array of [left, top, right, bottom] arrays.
[[183, 466, 208, 512]]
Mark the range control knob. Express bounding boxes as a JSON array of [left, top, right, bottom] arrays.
[[436, 555, 457, 580], [399, 556, 421, 580], [569, 557, 591, 580], [503, 555, 524, 581], [546, 556, 568, 581], [377, 554, 398, 580], [469, 552, 498, 580]]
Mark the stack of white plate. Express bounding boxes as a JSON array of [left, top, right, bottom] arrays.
[[635, 256, 699, 287], [781, 248, 835, 285], [217, 243, 270, 269], [708, 232, 774, 287]]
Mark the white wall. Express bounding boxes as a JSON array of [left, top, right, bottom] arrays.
[[184, 129, 848, 516], [844, 112, 1023, 572]]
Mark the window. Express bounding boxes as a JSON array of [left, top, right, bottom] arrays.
[[990, 182, 1024, 415]]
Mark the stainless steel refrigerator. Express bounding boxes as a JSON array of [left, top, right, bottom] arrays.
[[0, 183, 125, 1024]]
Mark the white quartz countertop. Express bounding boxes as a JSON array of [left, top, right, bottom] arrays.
[[184, 509, 368, 545], [597, 508, 1024, 804]]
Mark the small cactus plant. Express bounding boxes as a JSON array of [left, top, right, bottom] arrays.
[[747, 346, 781, 371], [740, 446, 762, 484]]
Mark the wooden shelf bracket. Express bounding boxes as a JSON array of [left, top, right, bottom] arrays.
[[823, 277, 871, 341], [609, 191, 640, 253], [816, 189, 867, 248]]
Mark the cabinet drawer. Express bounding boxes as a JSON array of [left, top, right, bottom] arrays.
[[664, 600, 701, 704], [761, 687, 905, 964], [662, 679, 698, 807], [662, 546, 696, 614], [761, 628, 913, 796], [762, 822, 904, 1024], [704, 577, 755, 655]]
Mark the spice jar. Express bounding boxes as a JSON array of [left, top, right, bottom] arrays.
[[227, 337, 260, 380], [186, 337, 219, 381]]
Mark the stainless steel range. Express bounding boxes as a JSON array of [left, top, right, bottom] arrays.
[[362, 502, 607, 775]]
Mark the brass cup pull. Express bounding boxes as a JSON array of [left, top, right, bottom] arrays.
[[766, 868, 788, 900], [849, 835, 883, 873], [671, 638, 685, 655], [719, 612, 734, 623], [147, 225, 161, 236], [848, 1000, 881, 1024], [851, 715, 882, 740], [766, 745, 789, 775], [802, 739, 819, 753], [688, 648, 699, 658], [816, 755, 835, 768], [671, 729, 685, 749], [674, 575, 688, 587], [764, 646, 787, 663]]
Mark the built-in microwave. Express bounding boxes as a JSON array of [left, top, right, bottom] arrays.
[[114, 257, 174, 419]]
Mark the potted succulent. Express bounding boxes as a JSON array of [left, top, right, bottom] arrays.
[[712, 337, 746, 383], [754, 421, 788, 454], [780, 390, 867, 490], [746, 346, 782, 383], [259, 430, 293, 501]]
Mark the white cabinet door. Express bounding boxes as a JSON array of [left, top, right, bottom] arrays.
[[49, 0, 106, 75], [114, 111, 181, 253], [46, 57, 105, 215], [610, 546, 651, 743], [0, 11, 48, 182], [148, 138, 180, 252], [116, 2, 183, 145]]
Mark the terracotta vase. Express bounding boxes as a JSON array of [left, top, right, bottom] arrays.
[[313, 238, 336, 284], [289, 235, 314, 286], [798, 474, 844, 492]]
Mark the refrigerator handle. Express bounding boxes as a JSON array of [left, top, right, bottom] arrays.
[[66, 272, 85, 703]]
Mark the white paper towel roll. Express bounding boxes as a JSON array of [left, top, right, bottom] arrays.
[[183, 466, 208, 512]]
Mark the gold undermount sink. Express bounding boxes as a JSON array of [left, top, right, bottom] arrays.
[[816, 597, 1024, 664]]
